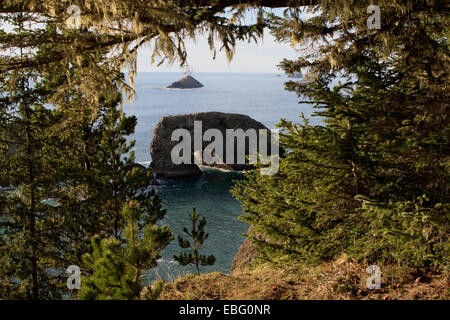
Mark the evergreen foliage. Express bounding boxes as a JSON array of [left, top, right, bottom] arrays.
[[1, 0, 449, 300], [0, 42, 171, 299], [233, 3, 449, 269], [174, 208, 216, 275], [0, 72, 74, 299], [79, 202, 173, 300], [81, 89, 164, 240], [73, 92, 174, 299], [0, 74, 172, 298]]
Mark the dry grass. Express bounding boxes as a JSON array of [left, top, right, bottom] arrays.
[[154, 259, 450, 300]]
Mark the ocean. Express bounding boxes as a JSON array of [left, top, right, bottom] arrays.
[[122, 72, 316, 283]]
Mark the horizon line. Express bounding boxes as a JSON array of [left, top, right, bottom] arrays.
[[131, 71, 286, 74]]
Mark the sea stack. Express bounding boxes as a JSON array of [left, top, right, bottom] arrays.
[[150, 112, 273, 179], [167, 75, 204, 89]]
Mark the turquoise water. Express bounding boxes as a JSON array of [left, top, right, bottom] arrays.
[[145, 169, 247, 282], [122, 72, 314, 281]]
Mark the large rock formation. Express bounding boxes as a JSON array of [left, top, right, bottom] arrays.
[[167, 75, 204, 89], [150, 112, 272, 179]]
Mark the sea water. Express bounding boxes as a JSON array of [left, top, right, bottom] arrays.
[[122, 72, 316, 282]]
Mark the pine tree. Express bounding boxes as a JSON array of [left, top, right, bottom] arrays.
[[75, 89, 174, 299], [0, 72, 73, 299], [83, 90, 138, 239], [75, 87, 170, 239], [79, 201, 173, 300], [0, 13, 92, 299], [233, 56, 449, 267], [0, 18, 171, 297], [174, 208, 215, 275], [233, 1, 450, 269]]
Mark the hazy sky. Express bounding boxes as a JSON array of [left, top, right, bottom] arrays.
[[2, 9, 302, 74], [135, 8, 312, 74], [137, 31, 299, 74]]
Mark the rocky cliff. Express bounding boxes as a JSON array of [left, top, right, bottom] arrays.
[[230, 227, 260, 274]]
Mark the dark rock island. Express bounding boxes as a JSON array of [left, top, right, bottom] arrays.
[[150, 112, 273, 179], [167, 75, 204, 89]]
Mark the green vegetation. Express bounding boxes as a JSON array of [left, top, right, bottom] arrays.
[[79, 202, 173, 300], [0, 15, 173, 297], [174, 208, 216, 275], [233, 3, 449, 269], [0, 72, 75, 299], [0, 1, 448, 300]]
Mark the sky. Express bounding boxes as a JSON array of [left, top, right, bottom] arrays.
[[1, 8, 304, 74], [135, 7, 307, 74], [136, 30, 299, 74]]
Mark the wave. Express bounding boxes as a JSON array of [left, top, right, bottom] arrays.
[[137, 160, 151, 167], [198, 165, 234, 173]]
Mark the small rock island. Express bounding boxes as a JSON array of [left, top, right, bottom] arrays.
[[167, 75, 204, 89]]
